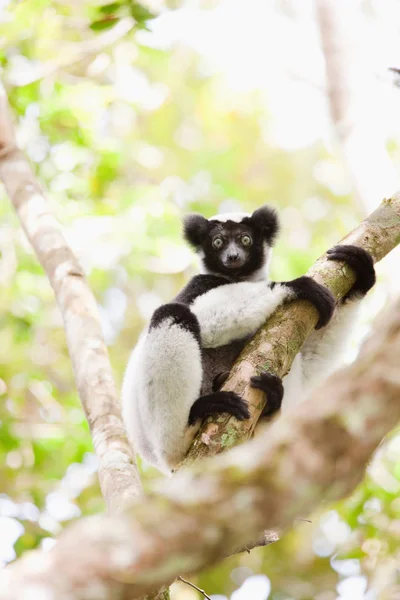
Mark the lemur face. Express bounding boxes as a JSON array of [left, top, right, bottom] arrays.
[[204, 221, 256, 274], [183, 205, 280, 280]]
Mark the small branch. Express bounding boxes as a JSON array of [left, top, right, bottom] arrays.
[[232, 530, 280, 555], [0, 84, 141, 513], [178, 577, 212, 600]]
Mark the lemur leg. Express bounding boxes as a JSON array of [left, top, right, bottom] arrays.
[[188, 391, 250, 425], [122, 303, 203, 473], [122, 302, 253, 472], [300, 245, 376, 396], [212, 371, 230, 392]]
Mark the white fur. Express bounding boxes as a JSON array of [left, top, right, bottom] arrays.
[[122, 281, 296, 473], [299, 300, 360, 394], [191, 281, 294, 348], [280, 301, 361, 412], [209, 211, 250, 223], [122, 320, 203, 474]]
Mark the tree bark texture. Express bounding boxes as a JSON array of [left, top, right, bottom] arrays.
[[2, 286, 400, 599], [0, 85, 141, 514], [181, 193, 400, 467]]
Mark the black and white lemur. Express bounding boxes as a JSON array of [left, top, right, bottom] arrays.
[[122, 206, 375, 474]]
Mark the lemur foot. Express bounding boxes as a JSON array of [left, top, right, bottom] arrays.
[[250, 372, 284, 418], [326, 245, 376, 301], [188, 391, 250, 426], [282, 276, 335, 329], [212, 371, 230, 392], [149, 302, 200, 340]]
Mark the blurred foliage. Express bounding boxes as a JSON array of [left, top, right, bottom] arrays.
[[0, 1, 400, 599], [90, 0, 156, 31]]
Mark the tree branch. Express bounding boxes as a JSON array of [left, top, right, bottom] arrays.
[[2, 281, 400, 599], [181, 193, 400, 467], [7, 17, 134, 87], [0, 84, 141, 514]]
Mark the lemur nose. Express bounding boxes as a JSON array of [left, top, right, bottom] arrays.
[[227, 253, 239, 262]]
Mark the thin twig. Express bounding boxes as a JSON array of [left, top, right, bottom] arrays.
[[178, 576, 212, 600]]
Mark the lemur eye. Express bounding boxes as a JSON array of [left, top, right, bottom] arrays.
[[241, 235, 252, 247], [212, 237, 224, 249]]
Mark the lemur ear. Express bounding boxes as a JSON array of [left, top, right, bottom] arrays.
[[250, 205, 280, 245], [183, 214, 209, 249]]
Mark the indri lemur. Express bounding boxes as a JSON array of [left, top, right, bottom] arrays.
[[122, 206, 375, 474]]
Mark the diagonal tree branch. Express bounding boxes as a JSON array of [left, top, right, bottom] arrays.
[[2, 282, 400, 599], [0, 83, 141, 514], [181, 193, 400, 467]]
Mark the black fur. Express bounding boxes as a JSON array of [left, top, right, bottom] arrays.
[[201, 341, 248, 397], [174, 274, 248, 399], [212, 371, 230, 392], [175, 274, 229, 305], [242, 206, 280, 245], [188, 390, 250, 426], [183, 205, 279, 281], [149, 302, 200, 342], [183, 214, 209, 249], [326, 245, 376, 300], [250, 372, 284, 418], [202, 220, 267, 280], [271, 276, 335, 329]]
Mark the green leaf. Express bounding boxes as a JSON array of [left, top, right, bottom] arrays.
[[130, 1, 156, 25], [99, 2, 121, 15], [90, 17, 119, 31]]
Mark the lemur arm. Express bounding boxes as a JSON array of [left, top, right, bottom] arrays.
[[191, 276, 335, 349], [191, 280, 295, 348], [175, 274, 296, 349]]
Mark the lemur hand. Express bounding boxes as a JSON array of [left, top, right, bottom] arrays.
[[326, 245, 376, 301], [279, 276, 335, 329]]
